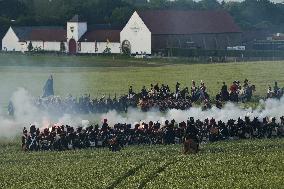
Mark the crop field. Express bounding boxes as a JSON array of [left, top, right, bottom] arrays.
[[0, 53, 284, 111], [0, 54, 284, 188], [0, 138, 283, 188]]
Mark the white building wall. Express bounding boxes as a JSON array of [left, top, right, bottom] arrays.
[[79, 42, 121, 54], [78, 23, 87, 40], [120, 11, 151, 55], [29, 41, 67, 51], [44, 42, 64, 51], [67, 22, 87, 42], [4, 40, 66, 52], [2, 27, 22, 51]]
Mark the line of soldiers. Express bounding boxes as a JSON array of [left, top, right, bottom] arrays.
[[10, 80, 283, 116], [34, 94, 132, 115], [22, 116, 284, 152], [136, 81, 210, 111]]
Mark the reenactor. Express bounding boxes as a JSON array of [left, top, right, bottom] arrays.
[[22, 128, 28, 151]]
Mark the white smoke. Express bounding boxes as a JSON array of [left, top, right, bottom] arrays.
[[100, 98, 284, 126], [0, 88, 82, 138], [0, 88, 284, 138]]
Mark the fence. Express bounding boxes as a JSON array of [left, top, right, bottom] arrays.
[[166, 48, 284, 61]]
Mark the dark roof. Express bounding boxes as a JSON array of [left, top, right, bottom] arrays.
[[29, 28, 66, 41], [12, 26, 66, 42], [12, 27, 34, 41], [89, 24, 123, 30], [79, 29, 120, 42], [69, 14, 85, 22], [137, 10, 241, 35]]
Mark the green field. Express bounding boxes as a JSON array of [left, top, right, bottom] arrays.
[[0, 53, 284, 111], [1, 54, 284, 188], [0, 139, 283, 189]]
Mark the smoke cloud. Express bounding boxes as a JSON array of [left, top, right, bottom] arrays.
[[0, 88, 82, 138], [0, 88, 284, 139], [101, 98, 284, 126]]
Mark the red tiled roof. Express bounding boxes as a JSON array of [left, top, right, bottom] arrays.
[[79, 29, 120, 42], [28, 29, 66, 41], [137, 10, 241, 35], [13, 27, 66, 42]]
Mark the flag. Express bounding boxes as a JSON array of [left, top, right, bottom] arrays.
[[42, 75, 54, 98]]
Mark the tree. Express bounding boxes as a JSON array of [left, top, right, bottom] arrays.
[[60, 41, 66, 52], [172, 0, 196, 10], [27, 41, 33, 52], [110, 7, 133, 25], [197, 0, 221, 10], [1, 0, 284, 42], [148, 0, 169, 9], [103, 46, 111, 54]]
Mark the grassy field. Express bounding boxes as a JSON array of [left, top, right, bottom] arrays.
[[0, 138, 283, 189], [0, 53, 284, 111], [0, 54, 284, 188]]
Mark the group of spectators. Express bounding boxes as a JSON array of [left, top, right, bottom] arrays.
[[22, 116, 284, 152]]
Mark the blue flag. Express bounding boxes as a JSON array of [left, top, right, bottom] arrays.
[[42, 75, 54, 98]]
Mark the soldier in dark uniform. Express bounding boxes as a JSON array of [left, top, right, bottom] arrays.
[[176, 82, 180, 94], [267, 117, 277, 138], [154, 83, 159, 92], [141, 86, 148, 99], [215, 94, 223, 109], [274, 81, 280, 95], [279, 116, 284, 137], [109, 135, 121, 152], [184, 119, 199, 154], [191, 80, 199, 102], [102, 119, 109, 131], [220, 82, 229, 101], [22, 128, 28, 151], [164, 120, 175, 145], [128, 86, 134, 96], [28, 125, 38, 151], [243, 79, 249, 88]]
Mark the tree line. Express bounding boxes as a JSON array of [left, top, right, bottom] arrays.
[[1, 0, 284, 42]]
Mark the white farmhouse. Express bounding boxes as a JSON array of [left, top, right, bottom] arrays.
[[2, 26, 66, 52], [120, 11, 151, 55], [2, 11, 241, 55], [1, 15, 121, 54]]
